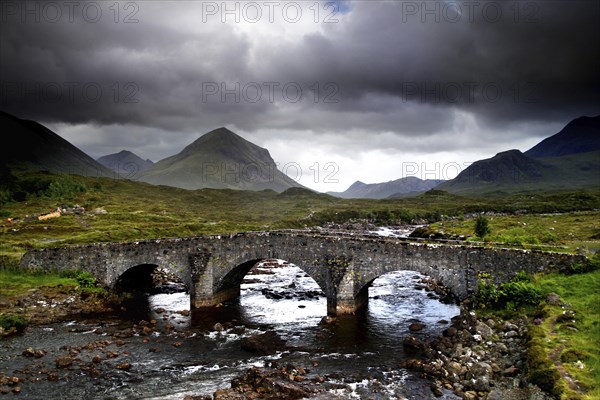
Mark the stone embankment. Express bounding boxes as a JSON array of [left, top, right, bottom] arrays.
[[402, 303, 550, 400]]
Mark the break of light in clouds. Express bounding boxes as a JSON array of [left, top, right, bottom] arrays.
[[1, 0, 598, 191]]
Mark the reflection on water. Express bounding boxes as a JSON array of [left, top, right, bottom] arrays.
[[0, 261, 460, 399]]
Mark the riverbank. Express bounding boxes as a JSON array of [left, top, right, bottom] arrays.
[[0, 270, 122, 337]]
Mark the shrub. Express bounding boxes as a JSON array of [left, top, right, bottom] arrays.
[[0, 315, 28, 333], [501, 281, 542, 306], [59, 270, 96, 288], [474, 215, 491, 238], [45, 177, 86, 200], [474, 273, 501, 308], [474, 272, 541, 309], [565, 255, 600, 275]]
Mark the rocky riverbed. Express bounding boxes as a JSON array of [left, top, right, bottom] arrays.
[[0, 259, 553, 400], [401, 304, 551, 400]]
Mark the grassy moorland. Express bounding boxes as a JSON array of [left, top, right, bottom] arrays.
[[1, 173, 599, 260], [428, 211, 600, 253], [532, 269, 600, 400]]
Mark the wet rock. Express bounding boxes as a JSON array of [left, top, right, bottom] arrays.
[[446, 361, 462, 376], [240, 331, 286, 355], [154, 307, 166, 314], [443, 327, 457, 337], [431, 382, 444, 397], [319, 316, 336, 325], [23, 347, 45, 358], [177, 310, 190, 317], [463, 390, 478, 400], [141, 326, 154, 336], [403, 336, 425, 350], [116, 362, 132, 371], [409, 322, 425, 332], [213, 323, 224, 332], [55, 355, 75, 368], [224, 367, 310, 399], [47, 373, 59, 381]]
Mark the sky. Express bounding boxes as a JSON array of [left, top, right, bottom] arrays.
[[1, 0, 599, 192]]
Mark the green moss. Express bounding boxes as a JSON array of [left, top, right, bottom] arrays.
[[0, 314, 27, 333], [560, 349, 589, 363]]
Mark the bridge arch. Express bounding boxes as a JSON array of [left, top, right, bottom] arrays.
[[115, 263, 158, 292], [192, 244, 336, 311], [215, 258, 328, 302]]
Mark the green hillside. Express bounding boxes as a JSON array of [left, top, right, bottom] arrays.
[[437, 150, 600, 196], [2, 172, 600, 260], [136, 127, 302, 192]]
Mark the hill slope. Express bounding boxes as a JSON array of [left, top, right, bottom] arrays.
[[328, 177, 444, 199], [0, 111, 115, 178], [525, 115, 600, 157], [136, 127, 302, 192], [437, 115, 600, 195], [436, 149, 600, 195], [97, 150, 153, 177]]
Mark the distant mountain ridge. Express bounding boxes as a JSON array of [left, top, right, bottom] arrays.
[[97, 150, 153, 177], [525, 115, 600, 157], [136, 127, 303, 192], [0, 111, 114, 178], [328, 177, 444, 199], [436, 115, 600, 195]]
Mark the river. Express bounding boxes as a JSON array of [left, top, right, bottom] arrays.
[[0, 228, 462, 399]]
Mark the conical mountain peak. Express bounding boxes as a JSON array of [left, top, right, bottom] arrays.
[[136, 127, 303, 192]]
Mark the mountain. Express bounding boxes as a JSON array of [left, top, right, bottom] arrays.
[[525, 115, 600, 157], [328, 177, 444, 199], [434, 150, 550, 193], [435, 115, 600, 195], [0, 111, 115, 178], [97, 150, 154, 177], [436, 149, 600, 195], [136, 127, 303, 192]]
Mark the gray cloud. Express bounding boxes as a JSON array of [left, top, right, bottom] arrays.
[[1, 0, 598, 189]]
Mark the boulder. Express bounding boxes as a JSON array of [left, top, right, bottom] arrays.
[[475, 321, 494, 338], [55, 355, 75, 368], [409, 322, 425, 332], [240, 331, 286, 355], [546, 293, 562, 306]]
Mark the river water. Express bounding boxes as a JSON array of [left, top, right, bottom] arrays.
[[1, 232, 461, 399]]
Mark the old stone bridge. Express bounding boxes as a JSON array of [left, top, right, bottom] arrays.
[[20, 230, 585, 315]]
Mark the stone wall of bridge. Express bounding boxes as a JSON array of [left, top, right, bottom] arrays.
[[20, 231, 587, 315]]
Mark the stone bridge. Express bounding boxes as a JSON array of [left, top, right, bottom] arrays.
[[20, 230, 585, 315]]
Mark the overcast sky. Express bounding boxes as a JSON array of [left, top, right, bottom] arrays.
[[1, 0, 599, 191]]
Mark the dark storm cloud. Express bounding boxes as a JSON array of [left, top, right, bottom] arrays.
[[257, 0, 600, 128], [0, 0, 598, 153]]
